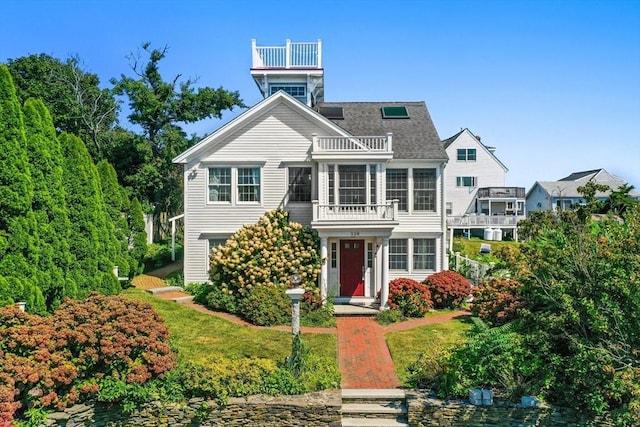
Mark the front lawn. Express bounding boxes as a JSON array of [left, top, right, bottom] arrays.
[[123, 288, 337, 365], [386, 317, 472, 386]]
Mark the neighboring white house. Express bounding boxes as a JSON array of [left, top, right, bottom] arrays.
[[526, 168, 640, 213], [441, 128, 526, 242], [173, 39, 449, 308]]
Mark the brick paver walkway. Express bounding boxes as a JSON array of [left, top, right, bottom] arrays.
[[337, 317, 402, 389]]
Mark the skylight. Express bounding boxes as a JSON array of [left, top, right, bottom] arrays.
[[318, 106, 344, 119], [381, 106, 409, 118]]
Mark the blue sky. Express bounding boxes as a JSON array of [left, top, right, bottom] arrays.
[[2, 0, 639, 190]]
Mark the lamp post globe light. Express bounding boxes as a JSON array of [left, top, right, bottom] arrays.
[[285, 269, 305, 336]]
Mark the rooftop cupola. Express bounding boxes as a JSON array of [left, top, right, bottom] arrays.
[[250, 39, 324, 107]]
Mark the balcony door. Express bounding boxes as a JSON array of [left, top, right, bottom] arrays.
[[340, 240, 365, 296]]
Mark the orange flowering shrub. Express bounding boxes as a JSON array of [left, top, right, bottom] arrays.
[[0, 293, 176, 424], [208, 209, 322, 324], [387, 278, 432, 318], [471, 277, 524, 326], [423, 270, 472, 309]]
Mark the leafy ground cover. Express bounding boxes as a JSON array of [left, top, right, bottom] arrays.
[[385, 317, 472, 386], [122, 288, 337, 364]]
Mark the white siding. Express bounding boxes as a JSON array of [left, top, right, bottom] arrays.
[[183, 102, 333, 284], [445, 131, 506, 216]]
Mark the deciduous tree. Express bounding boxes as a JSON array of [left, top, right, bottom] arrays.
[[110, 42, 245, 236]]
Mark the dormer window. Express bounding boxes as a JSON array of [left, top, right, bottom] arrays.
[[269, 84, 306, 103]]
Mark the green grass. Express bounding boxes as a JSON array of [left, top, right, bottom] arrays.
[[386, 317, 472, 385], [453, 237, 519, 257], [122, 288, 337, 366]]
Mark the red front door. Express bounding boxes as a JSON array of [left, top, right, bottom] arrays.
[[340, 240, 365, 296]]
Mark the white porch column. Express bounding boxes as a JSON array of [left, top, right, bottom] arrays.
[[320, 237, 328, 303], [380, 238, 390, 310]]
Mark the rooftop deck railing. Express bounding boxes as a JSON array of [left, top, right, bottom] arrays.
[[251, 39, 322, 69]]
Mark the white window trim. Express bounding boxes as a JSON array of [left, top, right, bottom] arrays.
[[205, 165, 264, 206], [457, 148, 477, 161], [456, 176, 478, 188], [389, 237, 438, 273]]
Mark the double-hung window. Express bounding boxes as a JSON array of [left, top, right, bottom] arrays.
[[389, 239, 408, 270], [413, 239, 435, 270], [457, 148, 476, 161], [208, 166, 261, 204], [386, 169, 408, 211], [208, 167, 231, 202], [413, 169, 436, 211], [237, 167, 261, 202], [339, 165, 367, 204]]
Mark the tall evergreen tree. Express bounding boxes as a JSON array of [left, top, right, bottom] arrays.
[[60, 132, 120, 296], [23, 98, 76, 309], [97, 160, 131, 278], [0, 65, 45, 313], [128, 197, 148, 276]]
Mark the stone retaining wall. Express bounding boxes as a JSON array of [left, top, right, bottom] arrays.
[[407, 391, 614, 427], [44, 391, 342, 427], [44, 390, 615, 427]]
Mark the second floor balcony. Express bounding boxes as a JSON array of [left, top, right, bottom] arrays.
[[312, 201, 398, 224], [447, 213, 526, 227], [311, 133, 393, 161]]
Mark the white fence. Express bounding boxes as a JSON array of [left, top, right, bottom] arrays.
[[452, 252, 493, 283]]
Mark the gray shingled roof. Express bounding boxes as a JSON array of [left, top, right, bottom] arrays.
[[535, 180, 640, 199], [441, 129, 464, 148], [316, 101, 448, 161]]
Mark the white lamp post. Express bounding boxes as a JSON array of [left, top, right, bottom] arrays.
[[285, 269, 304, 336]]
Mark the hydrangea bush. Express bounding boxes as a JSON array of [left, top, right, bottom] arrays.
[[208, 209, 322, 324]]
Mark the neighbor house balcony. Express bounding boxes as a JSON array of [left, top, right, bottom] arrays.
[[251, 39, 322, 69], [476, 187, 526, 199], [312, 201, 399, 226], [311, 133, 393, 161], [447, 213, 525, 228]]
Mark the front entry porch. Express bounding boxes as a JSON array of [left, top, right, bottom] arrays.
[[315, 227, 394, 311]]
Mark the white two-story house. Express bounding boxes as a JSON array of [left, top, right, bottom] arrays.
[[441, 128, 526, 242], [173, 39, 448, 307]]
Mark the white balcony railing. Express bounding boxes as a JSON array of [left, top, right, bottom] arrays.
[[251, 39, 322, 69], [312, 134, 392, 154], [312, 201, 397, 222], [447, 214, 526, 227]]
